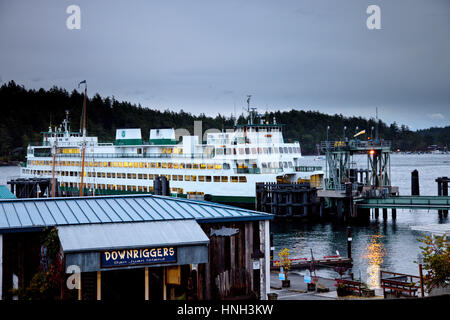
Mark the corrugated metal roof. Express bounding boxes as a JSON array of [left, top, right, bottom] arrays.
[[0, 186, 16, 199], [0, 194, 272, 232], [58, 220, 209, 253]]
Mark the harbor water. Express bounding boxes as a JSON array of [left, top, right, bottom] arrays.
[[1, 153, 449, 286], [272, 153, 450, 285]]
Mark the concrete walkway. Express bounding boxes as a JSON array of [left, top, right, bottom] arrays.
[[269, 271, 384, 300]]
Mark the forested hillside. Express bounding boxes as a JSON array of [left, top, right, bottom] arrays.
[[0, 81, 448, 160]]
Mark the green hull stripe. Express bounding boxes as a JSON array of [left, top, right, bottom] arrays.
[[59, 187, 254, 203], [210, 195, 255, 204], [115, 139, 143, 145], [149, 139, 177, 145]]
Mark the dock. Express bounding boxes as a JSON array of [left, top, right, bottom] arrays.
[[271, 255, 352, 271], [255, 134, 450, 223], [7, 177, 54, 198], [355, 196, 450, 210], [256, 182, 320, 218], [316, 136, 450, 222]]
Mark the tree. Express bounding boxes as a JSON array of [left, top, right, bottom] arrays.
[[0, 81, 449, 158], [423, 134, 434, 146], [276, 248, 291, 285], [389, 122, 399, 139], [16, 228, 64, 300], [418, 235, 450, 293]]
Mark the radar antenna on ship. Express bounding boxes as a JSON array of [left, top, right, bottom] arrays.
[[62, 110, 70, 133], [246, 95, 253, 125]]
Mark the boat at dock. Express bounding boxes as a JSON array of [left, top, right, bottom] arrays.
[[20, 109, 323, 205]]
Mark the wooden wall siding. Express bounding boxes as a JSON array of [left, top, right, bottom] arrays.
[[259, 220, 266, 299], [197, 264, 203, 300], [81, 272, 97, 300], [214, 268, 251, 298], [2, 235, 12, 300], [252, 221, 260, 296], [1, 232, 41, 300], [202, 222, 257, 299], [245, 222, 253, 294]]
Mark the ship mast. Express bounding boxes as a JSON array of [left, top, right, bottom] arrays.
[[78, 80, 87, 197], [246, 95, 252, 125], [51, 128, 57, 197]]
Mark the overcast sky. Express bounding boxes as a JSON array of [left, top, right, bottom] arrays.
[[0, 0, 449, 129]]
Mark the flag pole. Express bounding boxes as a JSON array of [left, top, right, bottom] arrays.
[[78, 81, 87, 197]]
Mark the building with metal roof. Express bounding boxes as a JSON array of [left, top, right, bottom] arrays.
[[0, 194, 273, 301], [0, 194, 271, 232]]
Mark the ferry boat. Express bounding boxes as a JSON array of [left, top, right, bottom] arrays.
[[20, 110, 323, 206]]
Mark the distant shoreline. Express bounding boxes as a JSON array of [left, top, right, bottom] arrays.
[[0, 161, 21, 167]]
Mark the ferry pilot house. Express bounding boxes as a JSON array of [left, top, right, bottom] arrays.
[[0, 194, 273, 300]]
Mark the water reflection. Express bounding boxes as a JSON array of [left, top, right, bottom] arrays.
[[362, 235, 386, 289]]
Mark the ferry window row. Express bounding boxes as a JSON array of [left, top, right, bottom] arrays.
[[261, 161, 293, 169], [215, 146, 300, 155], [160, 147, 183, 154], [56, 148, 80, 154], [24, 170, 247, 183], [59, 182, 184, 194], [28, 160, 231, 170], [139, 147, 183, 155]]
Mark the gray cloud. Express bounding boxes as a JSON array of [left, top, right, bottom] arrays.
[[0, 0, 449, 129]]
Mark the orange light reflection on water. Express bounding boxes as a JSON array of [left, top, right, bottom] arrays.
[[361, 234, 386, 289]]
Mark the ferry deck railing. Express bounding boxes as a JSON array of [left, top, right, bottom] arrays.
[[295, 166, 323, 172], [321, 139, 392, 151], [31, 152, 216, 160]]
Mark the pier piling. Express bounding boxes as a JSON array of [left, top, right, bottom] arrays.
[[154, 176, 162, 195], [319, 200, 324, 219], [270, 233, 274, 268], [7, 178, 53, 198], [436, 177, 449, 217], [361, 207, 370, 224], [347, 227, 352, 259], [383, 208, 388, 221], [256, 183, 320, 219], [411, 170, 420, 196], [337, 199, 343, 220]]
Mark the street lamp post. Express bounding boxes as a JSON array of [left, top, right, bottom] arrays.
[[417, 254, 425, 298]]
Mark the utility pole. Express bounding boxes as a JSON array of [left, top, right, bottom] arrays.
[[79, 80, 87, 197], [417, 254, 425, 298], [347, 227, 352, 260], [51, 139, 57, 197]]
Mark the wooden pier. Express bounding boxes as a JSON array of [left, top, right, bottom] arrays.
[[7, 178, 54, 198], [354, 175, 450, 220], [256, 182, 320, 218], [271, 255, 352, 271], [257, 177, 450, 223], [354, 195, 450, 210], [314, 173, 450, 222], [436, 177, 449, 217]]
